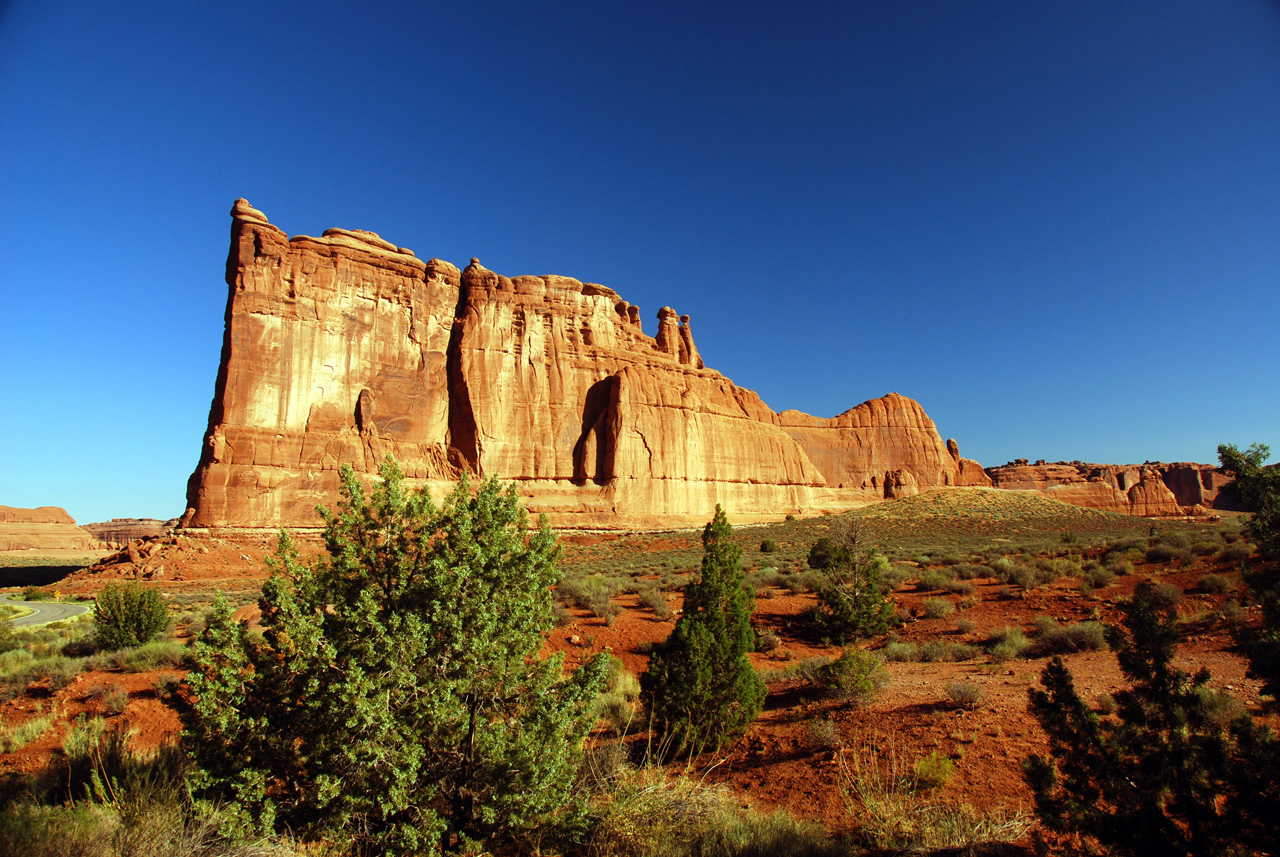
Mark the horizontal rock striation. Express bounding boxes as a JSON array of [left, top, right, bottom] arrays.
[[0, 506, 94, 551], [184, 200, 981, 530], [984, 460, 1242, 517]]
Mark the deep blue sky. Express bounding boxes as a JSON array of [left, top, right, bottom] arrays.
[[2, 1, 1278, 524]]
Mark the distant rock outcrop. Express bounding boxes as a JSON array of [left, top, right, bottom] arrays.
[[984, 460, 1241, 517], [0, 506, 94, 551], [183, 200, 983, 530], [82, 518, 178, 547]]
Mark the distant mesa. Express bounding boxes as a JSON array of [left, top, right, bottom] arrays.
[[181, 200, 1221, 531], [0, 505, 94, 551], [984, 460, 1244, 517]]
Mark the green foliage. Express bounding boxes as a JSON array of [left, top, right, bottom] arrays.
[[94, 582, 168, 651], [1024, 581, 1280, 856], [759, 538, 778, 554], [812, 552, 897, 643], [175, 460, 608, 855], [1219, 442, 1280, 703], [642, 506, 766, 757], [813, 648, 888, 704], [806, 537, 848, 571], [911, 753, 954, 791], [0, 614, 16, 655]]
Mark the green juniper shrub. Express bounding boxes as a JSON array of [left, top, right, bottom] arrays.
[[806, 537, 849, 571], [642, 506, 766, 757], [812, 551, 898, 643], [1219, 442, 1280, 703], [93, 582, 168, 650], [1024, 580, 1280, 856], [759, 538, 778, 554], [174, 460, 609, 856]]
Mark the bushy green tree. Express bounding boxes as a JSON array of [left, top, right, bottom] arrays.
[[641, 506, 765, 756], [1024, 580, 1279, 856], [94, 581, 168, 650], [175, 459, 608, 855], [812, 551, 896, 643], [1219, 442, 1280, 701]]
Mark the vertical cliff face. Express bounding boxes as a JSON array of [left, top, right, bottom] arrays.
[[184, 200, 980, 529]]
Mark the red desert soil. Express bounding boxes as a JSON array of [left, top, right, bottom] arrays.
[[5, 522, 1268, 843]]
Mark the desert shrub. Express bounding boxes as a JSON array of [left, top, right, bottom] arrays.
[[1083, 565, 1118, 589], [1198, 573, 1232, 595], [946, 563, 981, 580], [882, 563, 913, 590], [840, 739, 1033, 851], [795, 655, 832, 686], [912, 752, 954, 790], [643, 507, 765, 757], [1155, 530, 1191, 549], [941, 578, 976, 596], [1025, 580, 1280, 857], [805, 717, 841, 750], [585, 765, 839, 857], [1219, 541, 1253, 563], [744, 567, 780, 593], [638, 587, 673, 620], [557, 574, 623, 621], [883, 642, 921, 662], [917, 569, 953, 592], [955, 618, 976, 635], [987, 626, 1032, 661], [1093, 691, 1116, 714], [112, 640, 186, 672], [1031, 620, 1107, 656], [1195, 687, 1246, 729], [920, 641, 981, 662], [815, 648, 888, 704], [759, 538, 778, 554], [1191, 541, 1220, 557], [946, 680, 983, 709], [20, 586, 52, 601], [597, 658, 641, 736], [922, 598, 954, 620], [782, 571, 825, 594], [175, 461, 609, 855], [93, 582, 168, 650], [1146, 582, 1184, 611], [755, 628, 780, 652]]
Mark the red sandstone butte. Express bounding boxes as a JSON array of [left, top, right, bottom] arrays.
[[181, 199, 993, 530]]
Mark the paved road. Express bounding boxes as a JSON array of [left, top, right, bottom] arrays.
[[0, 592, 92, 627]]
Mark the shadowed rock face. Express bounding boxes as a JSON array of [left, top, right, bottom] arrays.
[[183, 200, 983, 530], [984, 460, 1242, 517]]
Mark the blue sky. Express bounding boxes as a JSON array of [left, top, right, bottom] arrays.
[[2, 1, 1278, 524]]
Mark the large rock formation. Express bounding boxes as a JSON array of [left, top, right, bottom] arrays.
[[183, 200, 980, 530], [984, 460, 1241, 517], [0, 506, 94, 551], [778, 395, 991, 502]]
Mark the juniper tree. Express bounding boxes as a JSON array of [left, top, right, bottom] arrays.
[[1024, 580, 1279, 856], [641, 505, 765, 756], [1219, 442, 1280, 700], [175, 458, 608, 855]]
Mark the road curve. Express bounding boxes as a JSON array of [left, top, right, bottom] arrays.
[[0, 592, 92, 627]]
